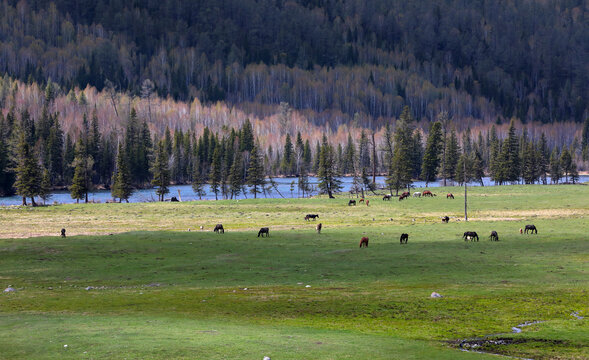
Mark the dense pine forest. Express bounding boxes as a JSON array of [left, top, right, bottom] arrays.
[[0, 0, 588, 202], [0, 0, 587, 127]]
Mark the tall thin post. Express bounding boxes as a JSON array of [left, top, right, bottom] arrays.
[[464, 158, 468, 221]]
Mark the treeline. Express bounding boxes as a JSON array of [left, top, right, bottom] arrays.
[[0, 0, 586, 127], [2, 82, 588, 204]]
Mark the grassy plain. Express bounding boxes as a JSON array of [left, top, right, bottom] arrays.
[[0, 184, 587, 359]]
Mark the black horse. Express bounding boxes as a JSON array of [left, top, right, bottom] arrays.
[[463, 231, 479, 241], [258, 227, 270, 237], [348, 200, 356, 206], [214, 224, 224, 233], [489, 230, 499, 241], [400, 233, 409, 244], [60, 228, 66, 238], [441, 216, 450, 223], [524, 224, 537, 234], [305, 214, 319, 221], [383, 194, 392, 201]]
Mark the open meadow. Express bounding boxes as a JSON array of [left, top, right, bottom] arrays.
[[0, 185, 588, 359]]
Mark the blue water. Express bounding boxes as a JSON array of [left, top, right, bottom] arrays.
[[1, 175, 586, 206]]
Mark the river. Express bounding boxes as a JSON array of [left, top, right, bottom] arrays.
[[1, 175, 587, 206]]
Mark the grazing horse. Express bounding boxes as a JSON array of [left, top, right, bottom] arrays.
[[305, 214, 319, 221], [348, 199, 357, 206], [524, 225, 537, 234], [383, 194, 392, 201], [365, 200, 370, 206], [359, 198, 365, 203], [423, 190, 435, 197], [463, 231, 479, 241], [489, 230, 499, 241], [316, 223, 322, 234], [60, 228, 66, 238], [214, 224, 224, 233], [413, 192, 422, 198], [447, 193, 454, 199], [400, 233, 409, 244], [359, 237, 369, 248], [258, 227, 270, 237], [441, 216, 450, 223], [399, 192, 410, 201], [520, 228, 523, 234]]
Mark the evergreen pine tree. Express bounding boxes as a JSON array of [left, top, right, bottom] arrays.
[[70, 139, 93, 203], [387, 106, 414, 194], [317, 135, 342, 198], [581, 117, 589, 162], [151, 140, 170, 201], [281, 133, 295, 176], [228, 150, 243, 199], [39, 168, 52, 205], [14, 133, 42, 206], [209, 144, 222, 200], [550, 148, 561, 184], [560, 148, 572, 183], [191, 158, 207, 200], [246, 144, 265, 198], [111, 143, 133, 202], [411, 130, 423, 179], [445, 128, 460, 182], [421, 121, 442, 186], [240, 119, 255, 152]]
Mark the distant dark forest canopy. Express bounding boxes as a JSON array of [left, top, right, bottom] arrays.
[[0, 0, 587, 126]]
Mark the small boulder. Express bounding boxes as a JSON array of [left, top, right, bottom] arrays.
[[263, 357, 271, 360], [3, 287, 16, 293], [430, 292, 443, 298], [85, 286, 94, 291]]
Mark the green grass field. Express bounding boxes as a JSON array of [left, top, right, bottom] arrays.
[[0, 185, 588, 359]]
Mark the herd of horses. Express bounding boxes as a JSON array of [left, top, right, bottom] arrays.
[[158, 190, 539, 250]]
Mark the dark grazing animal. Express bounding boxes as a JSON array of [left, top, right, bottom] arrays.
[[359, 237, 369, 248], [316, 223, 322, 234], [399, 192, 410, 201], [348, 199, 356, 206], [214, 224, 224, 234], [441, 216, 450, 223], [365, 200, 370, 206], [489, 230, 499, 241], [60, 228, 66, 238], [524, 224, 537, 234], [447, 193, 454, 199], [170, 196, 179, 202], [258, 227, 270, 237], [305, 214, 319, 221], [383, 194, 392, 201], [423, 190, 435, 197], [400, 233, 409, 244], [463, 231, 479, 241], [359, 198, 365, 203]]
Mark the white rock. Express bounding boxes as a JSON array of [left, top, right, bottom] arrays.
[[263, 357, 271, 360], [305, 285, 311, 288], [430, 292, 443, 298], [3, 287, 16, 292], [64, 345, 68, 349], [85, 286, 94, 291]]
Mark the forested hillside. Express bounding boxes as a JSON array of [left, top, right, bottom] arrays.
[[0, 0, 587, 127]]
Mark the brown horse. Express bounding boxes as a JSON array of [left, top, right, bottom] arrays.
[[423, 190, 435, 197], [316, 223, 322, 234], [359, 198, 365, 203], [447, 193, 454, 199], [359, 237, 369, 248], [365, 200, 370, 206], [400, 233, 409, 244], [399, 192, 410, 201], [214, 224, 224, 233], [258, 227, 270, 237]]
